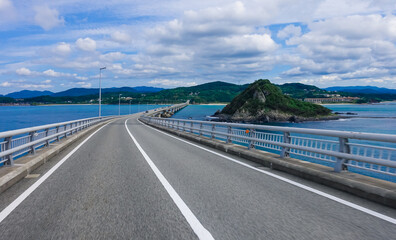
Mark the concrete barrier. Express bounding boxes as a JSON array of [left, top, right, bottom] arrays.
[[0, 119, 115, 194]]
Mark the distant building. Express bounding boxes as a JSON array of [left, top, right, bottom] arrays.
[[304, 97, 360, 104]]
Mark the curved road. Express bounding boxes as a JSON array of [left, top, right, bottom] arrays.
[[0, 114, 395, 239]]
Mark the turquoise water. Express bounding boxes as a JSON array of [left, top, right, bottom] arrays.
[[0, 104, 166, 132], [172, 103, 396, 182], [172, 103, 396, 135]]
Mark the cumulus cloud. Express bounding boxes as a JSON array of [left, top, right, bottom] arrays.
[[43, 69, 66, 77], [76, 37, 96, 52], [54, 42, 71, 55], [34, 5, 64, 30], [277, 14, 396, 85], [148, 79, 197, 87], [111, 31, 131, 43], [16, 67, 33, 76], [0, 80, 53, 89], [277, 25, 302, 39], [4, 0, 396, 90], [0, 81, 13, 87]]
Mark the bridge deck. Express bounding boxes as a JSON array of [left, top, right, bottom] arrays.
[[0, 114, 395, 239]]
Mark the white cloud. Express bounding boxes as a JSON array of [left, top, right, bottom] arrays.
[[277, 25, 301, 39], [221, 34, 278, 56], [34, 6, 64, 30], [148, 79, 197, 87], [21, 84, 53, 89], [0, 81, 12, 87], [314, 0, 372, 19], [54, 42, 71, 55], [111, 31, 131, 43], [43, 69, 59, 77], [42, 79, 52, 83], [76, 76, 88, 81], [3, 0, 396, 90], [0, 0, 16, 26], [76, 37, 96, 52], [99, 52, 126, 62], [77, 81, 92, 88], [16, 67, 33, 76]]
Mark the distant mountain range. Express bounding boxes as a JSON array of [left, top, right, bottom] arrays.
[[6, 90, 54, 99], [2, 82, 396, 105], [5, 86, 164, 99], [324, 86, 396, 94]]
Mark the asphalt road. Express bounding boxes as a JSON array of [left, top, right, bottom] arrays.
[[0, 114, 395, 239]]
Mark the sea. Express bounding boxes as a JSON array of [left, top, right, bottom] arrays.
[[171, 103, 396, 135], [0, 104, 167, 132]]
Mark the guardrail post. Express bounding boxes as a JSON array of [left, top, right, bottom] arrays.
[[280, 132, 291, 158], [177, 120, 180, 131], [64, 124, 68, 138], [248, 129, 255, 150], [190, 122, 193, 133], [45, 128, 50, 147], [183, 121, 186, 132], [4, 136, 13, 166], [199, 123, 203, 136], [56, 126, 60, 142], [211, 124, 216, 139], [335, 137, 350, 172], [227, 126, 232, 143], [29, 131, 36, 154]]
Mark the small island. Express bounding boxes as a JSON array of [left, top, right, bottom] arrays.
[[214, 79, 335, 123]]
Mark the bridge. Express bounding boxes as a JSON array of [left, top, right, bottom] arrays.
[[0, 103, 395, 239]]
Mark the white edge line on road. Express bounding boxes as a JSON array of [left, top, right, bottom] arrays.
[[125, 119, 214, 240], [0, 121, 114, 223], [138, 119, 396, 225]]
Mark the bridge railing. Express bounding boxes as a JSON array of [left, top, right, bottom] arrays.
[[140, 116, 396, 180], [147, 102, 189, 117], [0, 116, 117, 166]]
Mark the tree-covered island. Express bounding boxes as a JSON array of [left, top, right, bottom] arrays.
[[214, 79, 334, 123]]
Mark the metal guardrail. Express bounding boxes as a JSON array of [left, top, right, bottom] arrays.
[[140, 116, 396, 179], [0, 116, 117, 166]]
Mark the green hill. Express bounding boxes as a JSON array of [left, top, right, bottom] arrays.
[[218, 79, 332, 122], [277, 83, 328, 99], [142, 81, 249, 104]]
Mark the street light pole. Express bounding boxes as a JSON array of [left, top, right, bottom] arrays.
[[119, 94, 122, 115], [99, 67, 106, 117]]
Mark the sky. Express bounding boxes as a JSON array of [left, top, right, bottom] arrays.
[[0, 0, 396, 94]]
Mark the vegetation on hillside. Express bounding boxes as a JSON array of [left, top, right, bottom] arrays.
[[277, 83, 328, 99], [220, 79, 332, 121]]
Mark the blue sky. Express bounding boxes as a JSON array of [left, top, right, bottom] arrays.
[[1, 0, 396, 94]]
